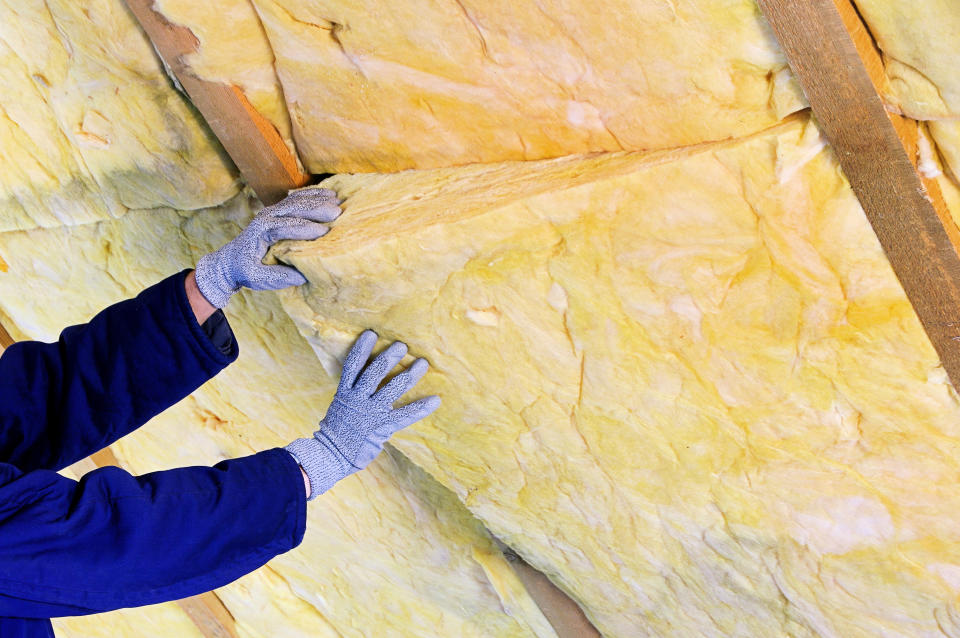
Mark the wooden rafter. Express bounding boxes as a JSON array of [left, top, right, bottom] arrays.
[[0, 323, 13, 350], [757, 0, 960, 391], [493, 539, 601, 638], [122, 0, 310, 206]]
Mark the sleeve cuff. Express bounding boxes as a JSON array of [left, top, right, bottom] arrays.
[[170, 269, 239, 370], [264, 447, 309, 548], [202, 310, 235, 357]]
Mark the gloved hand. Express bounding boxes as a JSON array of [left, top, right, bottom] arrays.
[[195, 188, 341, 308], [286, 330, 441, 500]]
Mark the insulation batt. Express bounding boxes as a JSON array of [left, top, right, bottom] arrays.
[[941, 163, 960, 223], [149, 0, 302, 165], [274, 113, 960, 637], [52, 600, 206, 638], [0, 0, 240, 233], [930, 120, 960, 188], [850, 0, 960, 193], [852, 0, 960, 121], [238, 0, 807, 173], [0, 197, 555, 638]]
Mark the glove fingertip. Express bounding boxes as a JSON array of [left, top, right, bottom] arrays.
[[266, 265, 307, 288], [412, 358, 430, 372], [319, 203, 343, 222], [300, 221, 330, 241]]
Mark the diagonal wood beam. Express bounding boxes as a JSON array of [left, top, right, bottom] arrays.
[[0, 323, 13, 350], [493, 539, 601, 638], [122, 0, 310, 206], [757, 0, 960, 391]]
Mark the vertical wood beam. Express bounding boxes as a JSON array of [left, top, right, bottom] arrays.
[[0, 323, 13, 349]]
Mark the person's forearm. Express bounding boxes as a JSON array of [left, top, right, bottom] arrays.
[[186, 270, 218, 325], [0, 271, 235, 473], [0, 449, 306, 618]]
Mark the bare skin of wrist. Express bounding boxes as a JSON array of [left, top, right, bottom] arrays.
[[185, 270, 218, 325], [300, 467, 311, 499]]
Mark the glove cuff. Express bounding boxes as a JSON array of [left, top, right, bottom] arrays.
[[285, 432, 353, 501], [195, 251, 238, 309]]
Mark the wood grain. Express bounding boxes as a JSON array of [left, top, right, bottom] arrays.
[[122, 0, 309, 205], [0, 323, 13, 350], [757, 0, 960, 391], [177, 594, 241, 638]]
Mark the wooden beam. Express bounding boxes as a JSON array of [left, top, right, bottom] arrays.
[[122, 0, 310, 206], [757, 0, 960, 390], [176, 593, 240, 638], [0, 322, 13, 350], [494, 540, 601, 638]]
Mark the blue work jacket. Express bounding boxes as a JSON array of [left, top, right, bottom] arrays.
[[0, 270, 307, 637]]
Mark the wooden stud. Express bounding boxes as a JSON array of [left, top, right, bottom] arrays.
[[122, 0, 310, 205], [0, 323, 13, 350], [495, 540, 601, 638], [176, 594, 241, 638], [757, 0, 960, 391]]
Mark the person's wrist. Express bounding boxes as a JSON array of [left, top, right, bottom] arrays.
[[285, 436, 350, 500], [185, 270, 218, 325], [300, 466, 311, 499], [195, 251, 236, 309]]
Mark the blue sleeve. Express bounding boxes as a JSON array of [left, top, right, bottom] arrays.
[[0, 448, 307, 618], [0, 269, 238, 472]]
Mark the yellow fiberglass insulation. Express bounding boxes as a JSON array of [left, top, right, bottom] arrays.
[[0, 0, 239, 233], [852, 0, 960, 120], [247, 0, 806, 173], [149, 0, 301, 165], [930, 119, 960, 188], [851, 0, 960, 191], [2, 1, 959, 637], [274, 113, 960, 637], [0, 197, 556, 638]]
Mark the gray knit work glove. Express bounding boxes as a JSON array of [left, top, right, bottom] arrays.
[[195, 188, 341, 308], [286, 330, 441, 500]]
